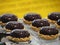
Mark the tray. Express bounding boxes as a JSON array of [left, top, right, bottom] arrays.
[[0, 19, 60, 45]]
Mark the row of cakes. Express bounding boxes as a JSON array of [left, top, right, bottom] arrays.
[[23, 12, 60, 40], [0, 12, 60, 43]]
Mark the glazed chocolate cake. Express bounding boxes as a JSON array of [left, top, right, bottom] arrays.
[[10, 29, 30, 38], [7, 29, 30, 42], [48, 12, 60, 21], [39, 27, 59, 40], [5, 21, 24, 30], [1, 14, 17, 23], [32, 19, 50, 27], [40, 28, 58, 35], [24, 13, 41, 21]]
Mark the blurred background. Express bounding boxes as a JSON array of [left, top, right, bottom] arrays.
[[0, 0, 60, 18]]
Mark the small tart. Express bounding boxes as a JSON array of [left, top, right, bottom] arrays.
[[0, 14, 18, 26], [31, 19, 50, 32], [7, 29, 30, 42], [48, 12, 60, 23], [5, 21, 24, 32], [23, 13, 41, 24], [39, 27, 59, 40]]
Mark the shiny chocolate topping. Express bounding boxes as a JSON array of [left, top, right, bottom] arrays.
[[1, 14, 17, 23], [10, 29, 30, 38], [24, 13, 41, 21], [32, 19, 50, 27], [48, 12, 60, 21], [57, 19, 60, 25], [40, 27, 58, 35], [5, 21, 24, 30]]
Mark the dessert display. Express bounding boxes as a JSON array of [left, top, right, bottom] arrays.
[[23, 13, 41, 24], [7, 29, 30, 42], [39, 27, 59, 40], [0, 14, 18, 26], [56, 19, 60, 28], [31, 19, 50, 32], [0, 12, 60, 45], [5, 21, 24, 32], [48, 12, 60, 23]]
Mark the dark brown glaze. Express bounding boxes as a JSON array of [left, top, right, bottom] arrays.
[[10, 29, 30, 38], [5, 21, 24, 30], [39, 27, 58, 35], [57, 19, 60, 25], [1, 14, 17, 23], [24, 13, 41, 21], [48, 12, 60, 21], [32, 19, 50, 27]]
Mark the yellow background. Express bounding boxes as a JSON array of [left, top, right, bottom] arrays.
[[0, 0, 60, 18]]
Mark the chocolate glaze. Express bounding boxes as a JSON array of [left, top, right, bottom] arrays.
[[40, 27, 58, 35], [1, 14, 17, 23], [48, 12, 60, 21], [10, 29, 30, 38], [24, 13, 41, 21], [32, 19, 50, 27], [5, 21, 24, 30], [57, 19, 60, 25]]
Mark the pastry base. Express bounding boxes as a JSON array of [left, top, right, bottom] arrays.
[[39, 34, 58, 40], [0, 21, 6, 26], [0, 21, 2, 24], [48, 19, 56, 24], [55, 23, 60, 28], [5, 28, 11, 32], [31, 25, 40, 32], [7, 36, 30, 42], [4, 27, 12, 32], [4, 28, 25, 32], [23, 19, 32, 24]]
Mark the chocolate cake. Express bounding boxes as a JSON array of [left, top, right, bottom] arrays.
[[10, 29, 30, 38], [39, 27, 59, 40], [1, 14, 17, 23], [31, 19, 50, 32], [24, 13, 41, 24], [48, 12, 60, 21], [40, 28, 58, 35], [32, 19, 50, 27], [7, 29, 30, 42], [5, 21, 24, 32]]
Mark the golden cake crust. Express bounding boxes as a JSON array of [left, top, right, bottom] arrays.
[[23, 19, 32, 24], [31, 25, 40, 32], [55, 23, 60, 28], [0, 21, 6, 26], [39, 33, 58, 40], [4, 27, 25, 32], [48, 19, 56, 24], [6, 36, 30, 42], [4, 28, 11, 32]]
